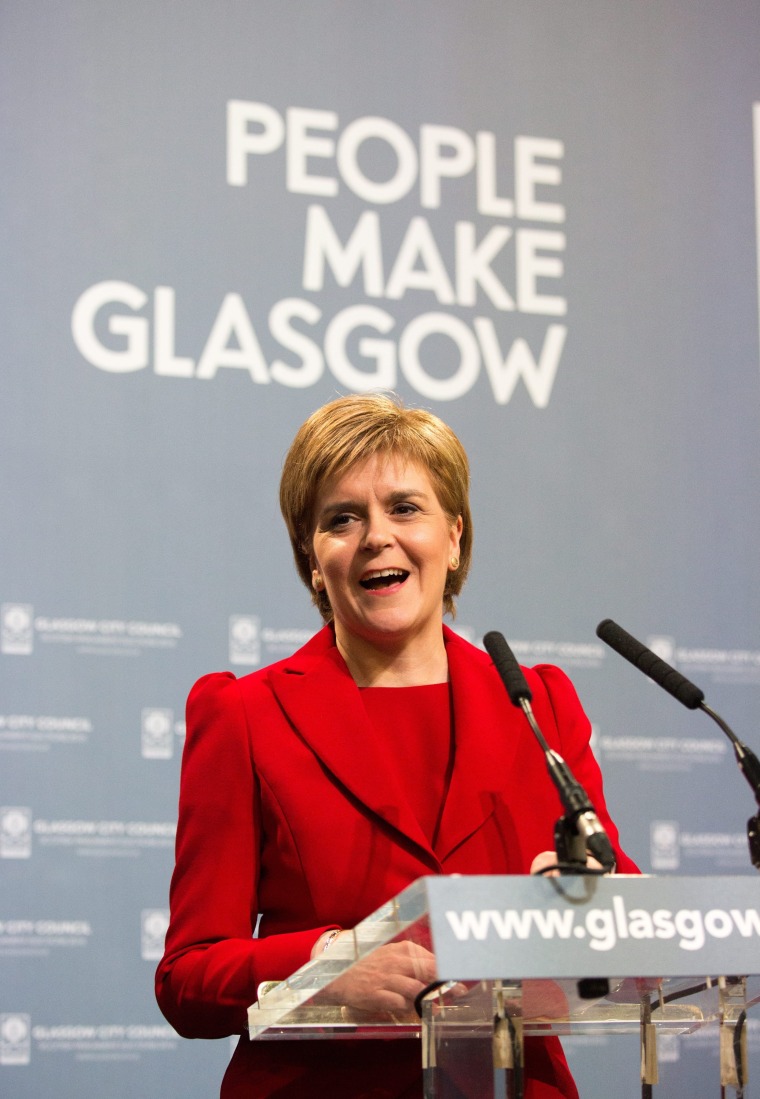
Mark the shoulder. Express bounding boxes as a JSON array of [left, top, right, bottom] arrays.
[[443, 626, 586, 732], [187, 624, 337, 709], [525, 663, 586, 723], [443, 626, 580, 702], [525, 663, 590, 756]]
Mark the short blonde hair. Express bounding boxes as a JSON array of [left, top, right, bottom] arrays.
[[280, 393, 472, 621]]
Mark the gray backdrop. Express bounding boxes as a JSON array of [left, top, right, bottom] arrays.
[[2, 2, 760, 1095]]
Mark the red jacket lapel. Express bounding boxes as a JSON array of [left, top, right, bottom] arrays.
[[267, 625, 520, 869], [268, 627, 439, 867], [433, 626, 520, 862]]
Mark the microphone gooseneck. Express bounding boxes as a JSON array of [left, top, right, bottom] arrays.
[[596, 618, 760, 870], [483, 630, 616, 873]]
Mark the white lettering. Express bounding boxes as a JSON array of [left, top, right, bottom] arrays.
[[653, 909, 676, 939], [302, 205, 384, 295], [528, 907, 574, 939], [455, 222, 514, 310], [33, 1025, 97, 1040], [337, 116, 418, 204], [195, 294, 270, 382], [227, 100, 285, 186], [98, 1025, 126, 1040], [154, 286, 194, 377], [73, 283, 567, 407], [385, 217, 455, 303], [627, 908, 655, 939], [586, 908, 616, 951], [71, 281, 148, 373], [126, 621, 181, 637], [420, 125, 475, 209], [445, 909, 492, 941], [730, 908, 760, 936], [612, 895, 629, 939], [515, 137, 565, 222], [34, 820, 97, 835], [704, 909, 734, 938], [127, 1024, 175, 1040], [516, 230, 566, 315], [443, 901, 760, 955], [268, 298, 324, 388], [286, 107, 338, 196], [674, 909, 705, 951], [98, 620, 126, 634], [324, 305, 396, 390], [35, 920, 91, 936], [126, 821, 176, 837], [475, 132, 514, 217], [399, 312, 479, 401], [225, 102, 565, 223], [476, 320, 566, 407]]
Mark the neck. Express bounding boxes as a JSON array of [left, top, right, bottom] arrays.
[[335, 625, 449, 687]]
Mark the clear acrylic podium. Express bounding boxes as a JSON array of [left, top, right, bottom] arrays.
[[248, 875, 760, 1096]]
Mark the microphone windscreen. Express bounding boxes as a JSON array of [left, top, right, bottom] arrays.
[[596, 619, 704, 710], [484, 630, 532, 705]]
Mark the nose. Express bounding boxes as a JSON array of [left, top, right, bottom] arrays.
[[361, 507, 394, 552]]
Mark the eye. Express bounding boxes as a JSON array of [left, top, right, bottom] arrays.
[[392, 502, 419, 517], [328, 512, 355, 530]]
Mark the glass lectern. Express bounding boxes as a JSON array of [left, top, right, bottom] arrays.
[[248, 875, 759, 1097]]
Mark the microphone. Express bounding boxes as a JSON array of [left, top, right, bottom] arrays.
[[484, 629, 533, 706], [484, 630, 616, 873], [597, 619, 760, 870], [596, 619, 760, 805], [596, 619, 704, 709]]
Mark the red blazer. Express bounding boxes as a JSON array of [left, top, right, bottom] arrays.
[[156, 625, 636, 1098]]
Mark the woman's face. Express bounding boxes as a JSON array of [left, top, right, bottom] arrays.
[[310, 452, 462, 654]]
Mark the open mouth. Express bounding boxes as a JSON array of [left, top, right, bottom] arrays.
[[359, 568, 410, 591]]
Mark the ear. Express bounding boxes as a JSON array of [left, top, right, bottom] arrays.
[[449, 515, 463, 555], [301, 537, 316, 572]]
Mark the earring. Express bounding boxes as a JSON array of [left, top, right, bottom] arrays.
[[312, 570, 325, 592], [449, 556, 459, 570]]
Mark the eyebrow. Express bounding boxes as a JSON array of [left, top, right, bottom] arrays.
[[317, 488, 431, 519]]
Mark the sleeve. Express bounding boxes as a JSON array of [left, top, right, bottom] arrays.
[[154, 672, 338, 1038], [529, 664, 640, 875]]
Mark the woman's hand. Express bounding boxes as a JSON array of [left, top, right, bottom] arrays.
[[316, 936, 437, 1017], [530, 849, 605, 877]]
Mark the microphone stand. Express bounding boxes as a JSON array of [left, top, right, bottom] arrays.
[[596, 619, 760, 873], [517, 694, 597, 871], [700, 701, 760, 870], [483, 631, 616, 875]]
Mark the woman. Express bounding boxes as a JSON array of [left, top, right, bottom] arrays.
[[156, 393, 637, 1098]]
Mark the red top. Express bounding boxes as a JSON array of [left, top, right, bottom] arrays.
[[360, 683, 454, 847]]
